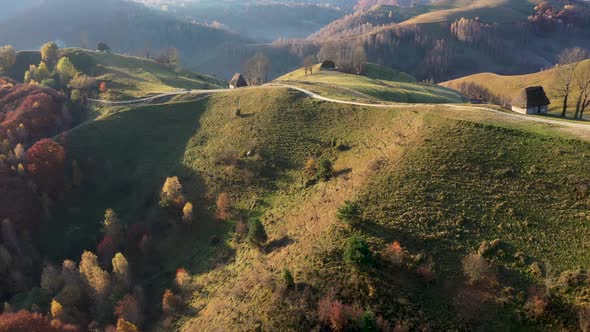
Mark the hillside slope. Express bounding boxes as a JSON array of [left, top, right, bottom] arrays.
[[441, 59, 590, 116], [275, 63, 464, 103], [8, 49, 226, 99], [49, 86, 590, 330]]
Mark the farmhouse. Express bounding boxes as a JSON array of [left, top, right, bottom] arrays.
[[320, 60, 336, 70], [229, 73, 248, 89], [511, 86, 551, 114]]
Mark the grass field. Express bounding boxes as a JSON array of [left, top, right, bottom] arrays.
[[441, 59, 590, 117], [276, 63, 465, 104], [45, 85, 590, 330]]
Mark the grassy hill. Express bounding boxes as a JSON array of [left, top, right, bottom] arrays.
[[8, 49, 226, 99], [275, 63, 465, 103], [47, 85, 590, 330], [62, 49, 226, 98], [441, 59, 590, 117]]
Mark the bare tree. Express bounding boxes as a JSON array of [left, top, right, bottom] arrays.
[[303, 55, 316, 76], [556, 48, 588, 117], [0, 45, 16, 73], [245, 53, 271, 85], [576, 66, 590, 119], [352, 44, 367, 75]]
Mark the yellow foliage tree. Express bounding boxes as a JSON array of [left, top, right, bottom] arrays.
[[116, 318, 139, 332], [50, 299, 64, 320], [182, 202, 193, 223], [41, 42, 59, 66], [159, 176, 185, 208]]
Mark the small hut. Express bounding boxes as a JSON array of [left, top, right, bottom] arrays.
[[511, 86, 551, 114], [320, 60, 336, 71], [229, 73, 248, 89]]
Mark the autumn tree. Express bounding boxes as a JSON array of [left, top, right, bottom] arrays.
[[556, 48, 588, 117], [26, 139, 66, 196], [41, 42, 59, 67], [175, 268, 191, 291], [102, 209, 123, 245], [0, 45, 16, 73], [0, 310, 56, 332], [112, 252, 130, 290], [56, 57, 77, 85], [159, 176, 185, 209], [245, 53, 271, 85], [115, 294, 143, 327], [182, 202, 193, 223], [79, 251, 110, 302]]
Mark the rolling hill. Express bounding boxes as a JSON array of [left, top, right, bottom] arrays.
[[46, 83, 590, 330], [275, 63, 465, 103], [441, 59, 590, 117], [7, 49, 226, 100]]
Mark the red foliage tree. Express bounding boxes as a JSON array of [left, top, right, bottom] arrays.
[[99, 82, 108, 93], [0, 310, 57, 332], [26, 139, 66, 196]]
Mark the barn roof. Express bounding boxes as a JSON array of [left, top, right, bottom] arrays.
[[512, 86, 551, 108], [230, 73, 248, 87]]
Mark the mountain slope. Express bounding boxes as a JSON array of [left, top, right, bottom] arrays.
[[0, 0, 251, 62], [47, 85, 590, 330]]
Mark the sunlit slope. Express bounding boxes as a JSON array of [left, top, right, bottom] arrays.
[[48, 86, 590, 331]]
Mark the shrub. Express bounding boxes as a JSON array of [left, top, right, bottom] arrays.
[[162, 289, 182, 314], [216, 193, 232, 220], [317, 158, 333, 180], [337, 201, 362, 224], [344, 235, 373, 267], [524, 296, 548, 320], [384, 241, 405, 266], [304, 158, 317, 176], [282, 269, 294, 288], [175, 268, 191, 290], [461, 254, 497, 285], [247, 219, 268, 247]]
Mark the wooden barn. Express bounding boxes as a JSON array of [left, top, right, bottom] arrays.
[[229, 73, 248, 89], [511, 86, 551, 114]]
